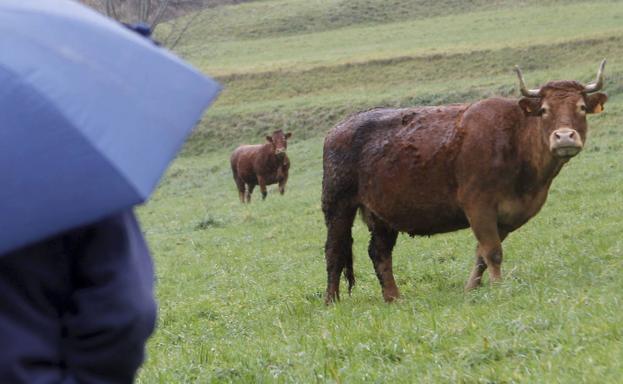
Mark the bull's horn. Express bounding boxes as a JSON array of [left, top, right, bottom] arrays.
[[584, 59, 606, 93], [514, 65, 541, 97]]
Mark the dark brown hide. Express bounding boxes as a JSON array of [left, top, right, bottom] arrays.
[[322, 78, 607, 303], [231, 130, 291, 203]]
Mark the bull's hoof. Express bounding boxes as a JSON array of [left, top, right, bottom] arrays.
[[324, 291, 339, 305], [382, 288, 400, 303], [464, 278, 482, 292]]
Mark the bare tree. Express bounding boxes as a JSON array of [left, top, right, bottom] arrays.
[[161, 9, 203, 49], [81, 0, 253, 49], [95, 0, 171, 28], [81, 0, 204, 48]]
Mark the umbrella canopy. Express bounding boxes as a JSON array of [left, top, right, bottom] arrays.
[[0, 0, 221, 255]]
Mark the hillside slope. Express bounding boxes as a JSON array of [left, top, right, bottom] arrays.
[[167, 0, 623, 153]]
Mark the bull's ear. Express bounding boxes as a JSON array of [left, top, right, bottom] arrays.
[[586, 92, 608, 114], [285, 132, 292, 139], [518, 98, 542, 116], [266, 136, 273, 143]]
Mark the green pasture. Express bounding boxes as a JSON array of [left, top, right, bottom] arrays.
[[176, 1, 623, 76], [139, 0, 623, 382], [163, 0, 587, 43]]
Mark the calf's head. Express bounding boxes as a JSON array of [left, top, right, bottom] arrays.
[[515, 60, 608, 159], [266, 130, 292, 157]]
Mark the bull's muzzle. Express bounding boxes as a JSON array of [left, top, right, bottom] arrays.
[[550, 128, 583, 158], [275, 148, 286, 156]]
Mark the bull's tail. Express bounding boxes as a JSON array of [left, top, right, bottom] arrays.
[[344, 250, 355, 295]]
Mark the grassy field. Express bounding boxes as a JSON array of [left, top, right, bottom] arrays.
[[177, 1, 623, 75], [139, 0, 623, 382]]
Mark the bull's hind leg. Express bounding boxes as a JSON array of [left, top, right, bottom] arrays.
[[323, 203, 357, 304], [364, 212, 400, 302]]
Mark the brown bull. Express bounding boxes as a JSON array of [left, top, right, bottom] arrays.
[[322, 61, 608, 303], [231, 130, 292, 203]]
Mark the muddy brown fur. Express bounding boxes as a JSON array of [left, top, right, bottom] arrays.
[[322, 71, 607, 304]]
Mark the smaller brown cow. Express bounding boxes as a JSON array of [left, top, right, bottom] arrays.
[[231, 130, 292, 203]]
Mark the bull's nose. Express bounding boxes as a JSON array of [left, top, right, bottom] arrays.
[[550, 128, 583, 158], [554, 129, 576, 143]]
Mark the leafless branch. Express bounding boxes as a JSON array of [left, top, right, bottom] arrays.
[[168, 9, 202, 50], [151, 0, 172, 29], [81, 0, 210, 48]]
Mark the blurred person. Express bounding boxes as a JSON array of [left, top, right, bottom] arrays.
[[0, 2, 218, 381], [0, 211, 156, 383], [0, 22, 159, 384]]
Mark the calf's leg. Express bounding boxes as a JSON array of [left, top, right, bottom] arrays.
[[235, 177, 246, 204], [279, 171, 288, 195], [245, 183, 255, 203], [258, 176, 267, 200]]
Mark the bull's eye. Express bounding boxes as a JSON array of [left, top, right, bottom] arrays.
[[538, 107, 547, 116], [580, 105, 587, 112]]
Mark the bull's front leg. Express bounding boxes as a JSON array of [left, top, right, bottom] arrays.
[[465, 229, 508, 291], [278, 179, 286, 195], [465, 253, 487, 291], [464, 207, 505, 291]]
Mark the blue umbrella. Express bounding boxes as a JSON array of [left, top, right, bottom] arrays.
[[0, 0, 221, 255]]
